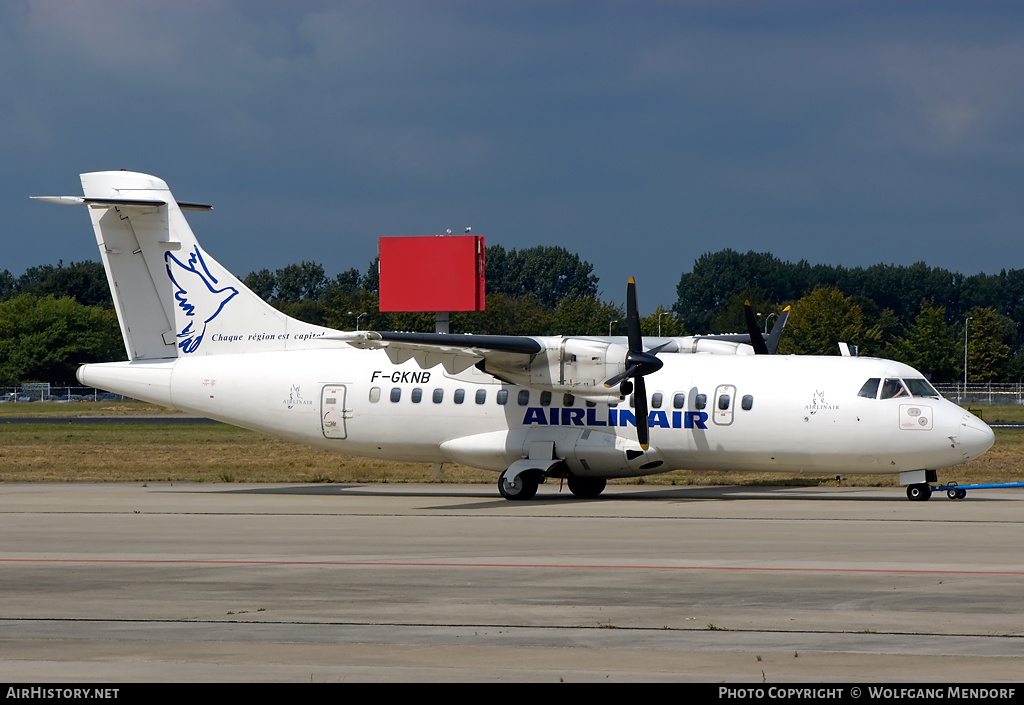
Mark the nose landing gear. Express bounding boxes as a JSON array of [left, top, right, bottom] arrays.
[[906, 483, 932, 501]]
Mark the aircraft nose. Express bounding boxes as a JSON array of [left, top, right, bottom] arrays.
[[959, 413, 995, 460]]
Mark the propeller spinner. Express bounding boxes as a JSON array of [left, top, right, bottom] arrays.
[[604, 277, 664, 451]]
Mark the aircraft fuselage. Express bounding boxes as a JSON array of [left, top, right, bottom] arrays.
[[79, 348, 990, 480]]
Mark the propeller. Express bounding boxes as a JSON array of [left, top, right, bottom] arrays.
[[604, 277, 664, 450], [742, 302, 791, 354], [765, 305, 790, 354], [743, 301, 770, 355]]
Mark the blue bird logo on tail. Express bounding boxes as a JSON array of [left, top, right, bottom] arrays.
[[165, 246, 238, 353]]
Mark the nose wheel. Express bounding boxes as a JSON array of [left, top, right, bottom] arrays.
[[906, 483, 932, 501]]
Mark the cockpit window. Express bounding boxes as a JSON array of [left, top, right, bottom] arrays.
[[880, 378, 908, 399], [903, 378, 941, 398], [862, 377, 941, 400], [858, 378, 880, 399]]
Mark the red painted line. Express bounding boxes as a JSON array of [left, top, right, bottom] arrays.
[[1, 558, 1022, 576]]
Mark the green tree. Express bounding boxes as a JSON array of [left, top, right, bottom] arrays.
[[641, 305, 685, 338], [0, 294, 122, 385], [777, 286, 874, 356], [551, 296, 622, 336], [710, 289, 779, 336], [674, 250, 811, 334], [274, 261, 327, 304], [243, 268, 276, 302], [12, 261, 111, 308], [486, 245, 598, 309], [860, 307, 905, 359], [0, 270, 15, 301], [242, 261, 328, 306], [457, 293, 552, 336], [963, 307, 1014, 382], [888, 301, 958, 381]]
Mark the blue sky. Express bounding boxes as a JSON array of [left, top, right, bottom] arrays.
[[5, 1, 1024, 313]]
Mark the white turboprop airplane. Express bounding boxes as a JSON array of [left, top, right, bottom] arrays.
[[34, 171, 994, 501]]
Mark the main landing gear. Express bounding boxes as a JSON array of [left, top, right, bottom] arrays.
[[498, 469, 540, 500], [566, 475, 607, 499], [498, 468, 609, 500]]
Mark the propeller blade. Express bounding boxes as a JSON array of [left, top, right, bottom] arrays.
[[602, 277, 662, 451], [634, 376, 650, 450], [626, 277, 642, 353], [765, 305, 791, 354], [743, 301, 770, 355], [604, 364, 638, 389]]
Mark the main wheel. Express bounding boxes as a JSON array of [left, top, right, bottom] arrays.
[[567, 475, 607, 499], [498, 470, 539, 501], [906, 483, 932, 501]]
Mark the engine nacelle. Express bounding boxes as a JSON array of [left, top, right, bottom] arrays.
[[477, 334, 754, 399], [481, 336, 629, 402]]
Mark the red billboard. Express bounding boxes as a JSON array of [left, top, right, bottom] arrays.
[[378, 235, 486, 312]]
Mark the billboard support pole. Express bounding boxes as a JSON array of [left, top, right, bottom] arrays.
[[435, 311, 450, 334]]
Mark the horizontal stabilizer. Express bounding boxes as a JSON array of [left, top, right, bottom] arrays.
[[31, 196, 212, 211]]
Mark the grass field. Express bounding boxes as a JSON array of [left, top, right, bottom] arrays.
[[1, 399, 1022, 487]]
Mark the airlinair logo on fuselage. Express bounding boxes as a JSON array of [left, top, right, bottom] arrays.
[[165, 246, 238, 354], [522, 407, 709, 429], [805, 390, 838, 415], [284, 384, 314, 410]]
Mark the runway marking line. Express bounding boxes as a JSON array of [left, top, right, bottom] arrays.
[[2, 558, 1023, 576]]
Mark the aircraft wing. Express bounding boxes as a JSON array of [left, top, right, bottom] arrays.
[[333, 331, 543, 375]]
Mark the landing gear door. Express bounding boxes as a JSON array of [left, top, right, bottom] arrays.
[[321, 385, 349, 439]]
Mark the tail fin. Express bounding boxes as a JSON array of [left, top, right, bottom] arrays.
[[34, 171, 337, 360]]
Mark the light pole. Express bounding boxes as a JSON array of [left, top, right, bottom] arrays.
[[964, 316, 973, 398], [658, 312, 670, 337], [763, 312, 777, 334], [349, 311, 367, 332], [609, 318, 618, 336]]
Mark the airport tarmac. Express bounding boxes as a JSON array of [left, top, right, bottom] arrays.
[[1, 481, 1022, 683]]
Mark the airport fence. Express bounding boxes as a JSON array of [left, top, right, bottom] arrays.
[[0, 384, 128, 403], [932, 383, 1024, 405]]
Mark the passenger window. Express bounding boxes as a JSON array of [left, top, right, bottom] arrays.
[[390, 388, 401, 403], [651, 392, 663, 409], [475, 389, 487, 404], [858, 378, 880, 399], [454, 389, 465, 404], [741, 395, 753, 411], [369, 387, 381, 403], [411, 388, 423, 403], [518, 390, 530, 406], [718, 394, 731, 410], [629, 394, 635, 408], [880, 378, 908, 399], [563, 393, 575, 406], [497, 389, 509, 405], [695, 394, 707, 410], [432, 388, 443, 404], [673, 393, 685, 409], [585, 400, 596, 408], [540, 391, 552, 406]]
